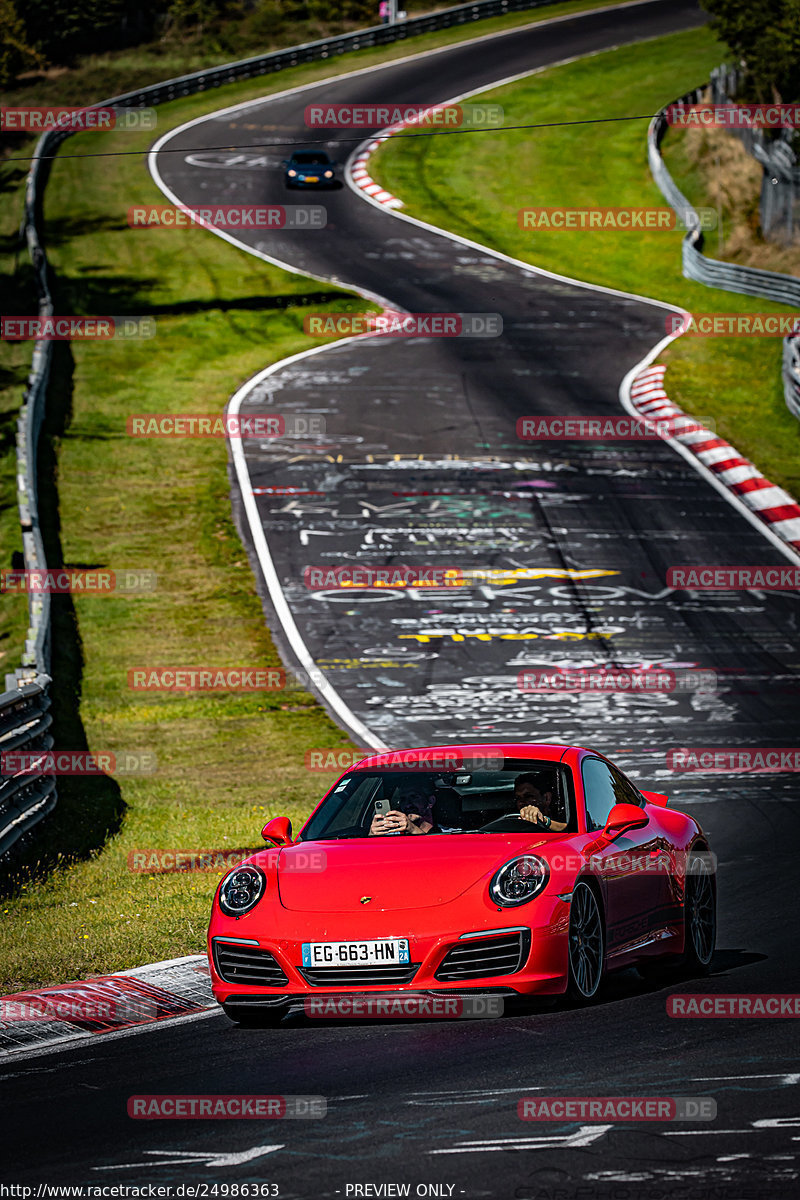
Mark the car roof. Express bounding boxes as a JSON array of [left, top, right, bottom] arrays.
[[352, 743, 578, 769]]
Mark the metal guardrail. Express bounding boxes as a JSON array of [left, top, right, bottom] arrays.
[[7, 0, 562, 856], [648, 82, 800, 426], [648, 90, 800, 306], [784, 334, 800, 420], [0, 676, 55, 857]]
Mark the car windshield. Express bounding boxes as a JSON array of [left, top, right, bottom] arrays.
[[298, 759, 575, 840], [291, 152, 330, 164]]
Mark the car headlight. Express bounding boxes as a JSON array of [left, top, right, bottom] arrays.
[[489, 855, 549, 907], [323, 170, 333, 178], [287, 169, 297, 177], [218, 866, 265, 916]]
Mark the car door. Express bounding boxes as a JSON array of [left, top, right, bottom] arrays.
[[580, 756, 667, 965]]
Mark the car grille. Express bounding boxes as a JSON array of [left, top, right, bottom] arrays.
[[299, 963, 420, 986], [213, 942, 289, 987], [434, 931, 530, 981]]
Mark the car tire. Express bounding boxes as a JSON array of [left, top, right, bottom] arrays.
[[638, 850, 716, 982], [678, 850, 716, 975], [566, 880, 605, 1002]]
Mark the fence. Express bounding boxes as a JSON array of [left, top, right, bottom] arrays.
[[0, 677, 55, 858], [708, 64, 800, 246], [648, 77, 800, 426], [4, 0, 562, 857]]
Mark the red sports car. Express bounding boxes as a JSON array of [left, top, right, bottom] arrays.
[[207, 743, 716, 1023]]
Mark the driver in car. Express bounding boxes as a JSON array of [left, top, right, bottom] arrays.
[[514, 773, 568, 832], [369, 786, 435, 836]]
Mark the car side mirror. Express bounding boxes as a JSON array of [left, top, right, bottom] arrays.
[[603, 802, 648, 837], [262, 816, 293, 845], [639, 789, 668, 806]]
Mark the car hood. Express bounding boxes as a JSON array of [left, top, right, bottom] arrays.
[[274, 833, 573, 912]]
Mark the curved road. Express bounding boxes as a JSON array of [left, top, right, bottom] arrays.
[[4, 4, 800, 1197]]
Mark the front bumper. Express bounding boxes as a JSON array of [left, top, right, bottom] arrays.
[[208, 897, 570, 1006]]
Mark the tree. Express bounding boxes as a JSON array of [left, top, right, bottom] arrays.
[[0, 0, 44, 87], [702, 0, 800, 102]]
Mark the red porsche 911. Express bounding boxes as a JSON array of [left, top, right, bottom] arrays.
[[207, 743, 716, 1023]]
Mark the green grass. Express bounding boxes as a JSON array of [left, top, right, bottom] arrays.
[[370, 26, 800, 498]]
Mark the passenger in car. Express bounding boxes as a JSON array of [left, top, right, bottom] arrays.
[[369, 786, 435, 836]]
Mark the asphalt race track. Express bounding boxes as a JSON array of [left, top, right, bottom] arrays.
[[4, 2, 800, 1196]]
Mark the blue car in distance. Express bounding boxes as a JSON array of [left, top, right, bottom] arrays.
[[284, 149, 337, 188]]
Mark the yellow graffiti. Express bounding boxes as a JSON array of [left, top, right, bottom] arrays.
[[399, 629, 623, 644], [443, 567, 619, 587]]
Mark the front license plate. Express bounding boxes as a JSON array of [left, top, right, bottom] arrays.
[[302, 938, 410, 968], [304, 176, 319, 183]]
